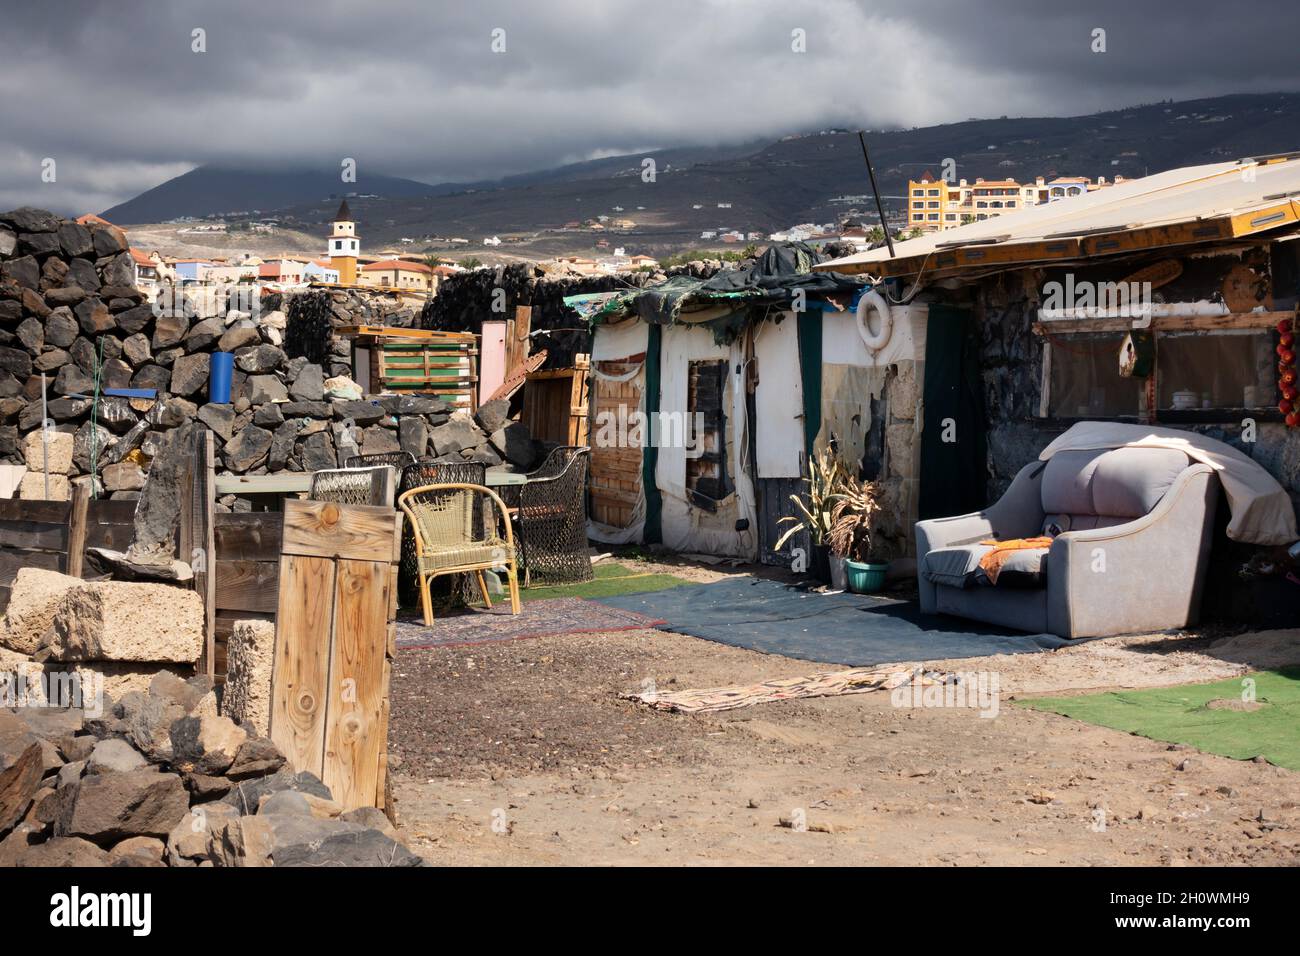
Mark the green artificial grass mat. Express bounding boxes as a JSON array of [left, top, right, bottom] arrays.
[[1019, 667, 1300, 771], [517, 563, 693, 603]]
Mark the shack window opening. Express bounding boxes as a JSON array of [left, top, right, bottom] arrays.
[[685, 359, 732, 512], [1154, 330, 1275, 410], [1044, 329, 1278, 419], [1047, 332, 1139, 417]]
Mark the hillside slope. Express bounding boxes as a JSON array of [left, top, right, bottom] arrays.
[[109, 93, 1300, 253]]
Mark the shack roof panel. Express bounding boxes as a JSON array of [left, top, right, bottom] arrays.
[[819, 156, 1300, 278]]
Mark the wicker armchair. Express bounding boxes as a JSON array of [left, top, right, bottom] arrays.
[[345, 451, 416, 469], [397, 460, 487, 608], [514, 446, 592, 586], [308, 466, 397, 507], [398, 483, 521, 625]]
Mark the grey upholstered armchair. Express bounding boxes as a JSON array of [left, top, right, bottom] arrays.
[[915, 446, 1218, 639]]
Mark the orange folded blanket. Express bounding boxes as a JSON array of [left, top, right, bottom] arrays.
[[977, 537, 1054, 584]]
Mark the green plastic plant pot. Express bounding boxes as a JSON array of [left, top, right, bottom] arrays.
[[845, 560, 887, 594]]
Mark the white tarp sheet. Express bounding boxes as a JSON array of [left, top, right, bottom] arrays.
[[656, 324, 758, 559], [753, 315, 804, 478], [1039, 421, 1298, 546]]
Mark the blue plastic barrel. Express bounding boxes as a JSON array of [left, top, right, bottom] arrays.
[[209, 352, 234, 404]]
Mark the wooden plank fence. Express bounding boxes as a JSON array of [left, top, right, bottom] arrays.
[[0, 495, 137, 613]]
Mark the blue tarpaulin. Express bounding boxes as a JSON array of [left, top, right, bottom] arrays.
[[595, 576, 1074, 666]]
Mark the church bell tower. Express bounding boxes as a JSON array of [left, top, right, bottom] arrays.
[[327, 199, 359, 285]]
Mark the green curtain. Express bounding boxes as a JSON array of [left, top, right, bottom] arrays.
[[918, 303, 988, 520], [797, 309, 823, 459], [641, 323, 663, 543]]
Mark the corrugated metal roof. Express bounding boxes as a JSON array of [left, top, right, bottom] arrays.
[[818, 154, 1300, 278]]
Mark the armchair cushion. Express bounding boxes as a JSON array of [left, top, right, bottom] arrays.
[[1041, 446, 1190, 519], [973, 546, 1048, 588], [921, 544, 992, 588]]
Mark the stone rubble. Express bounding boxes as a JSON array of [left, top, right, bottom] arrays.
[[0, 669, 417, 867]]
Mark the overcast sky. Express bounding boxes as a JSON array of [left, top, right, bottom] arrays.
[[3, 0, 1300, 215]]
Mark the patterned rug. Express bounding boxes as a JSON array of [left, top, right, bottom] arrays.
[[395, 597, 666, 650]]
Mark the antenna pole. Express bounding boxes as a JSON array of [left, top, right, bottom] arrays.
[[858, 131, 895, 258]]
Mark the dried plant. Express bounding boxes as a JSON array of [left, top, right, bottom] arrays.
[[826, 474, 883, 562], [774, 446, 849, 550]]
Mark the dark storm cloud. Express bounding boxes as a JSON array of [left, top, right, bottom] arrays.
[[2, 0, 1298, 214]]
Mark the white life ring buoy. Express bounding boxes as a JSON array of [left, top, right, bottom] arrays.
[[855, 289, 893, 356]]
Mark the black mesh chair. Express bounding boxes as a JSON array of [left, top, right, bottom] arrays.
[[496, 446, 580, 510], [397, 459, 487, 609], [346, 451, 416, 470], [513, 446, 592, 586]]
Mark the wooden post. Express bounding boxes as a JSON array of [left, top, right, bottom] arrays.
[[65, 481, 90, 579], [188, 429, 217, 682], [201, 431, 216, 682], [505, 305, 531, 375]]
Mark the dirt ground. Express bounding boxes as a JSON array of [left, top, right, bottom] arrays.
[[387, 557, 1300, 866]]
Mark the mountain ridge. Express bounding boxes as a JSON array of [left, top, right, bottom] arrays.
[[103, 93, 1300, 254]]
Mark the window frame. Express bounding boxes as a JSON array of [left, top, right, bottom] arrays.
[[1036, 324, 1283, 424]]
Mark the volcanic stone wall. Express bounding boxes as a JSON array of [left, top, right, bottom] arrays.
[[420, 260, 729, 368], [0, 208, 458, 501]]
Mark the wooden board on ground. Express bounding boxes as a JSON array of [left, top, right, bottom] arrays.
[[269, 499, 401, 812]]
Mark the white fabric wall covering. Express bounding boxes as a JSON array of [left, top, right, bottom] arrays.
[[591, 316, 649, 363], [656, 323, 758, 559], [753, 315, 805, 478], [821, 301, 928, 368]]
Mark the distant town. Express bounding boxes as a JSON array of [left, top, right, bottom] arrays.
[[104, 164, 1130, 303]]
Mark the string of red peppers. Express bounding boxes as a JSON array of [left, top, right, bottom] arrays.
[[1281, 314, 1298, 427]]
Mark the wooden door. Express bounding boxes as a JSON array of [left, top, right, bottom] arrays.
[[269, 499, 401, 811], [589, 358, 644, 530]]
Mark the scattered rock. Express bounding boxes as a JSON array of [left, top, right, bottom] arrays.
[[4, 835, 110, 867], [108, 834, 166, 867], [37, 580, 205, 663], [0, 712, 44, 833], [475, 398, 511, 434], [226, 738, 285, 780], [86, 738, 147, 775], [55, 768, 190, 843]]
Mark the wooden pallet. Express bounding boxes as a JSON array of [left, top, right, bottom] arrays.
[[342, 327, 480, 410], [522, 354, 590, 447]]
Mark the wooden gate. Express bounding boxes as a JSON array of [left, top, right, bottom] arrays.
[[269, 499, 401, 811]]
